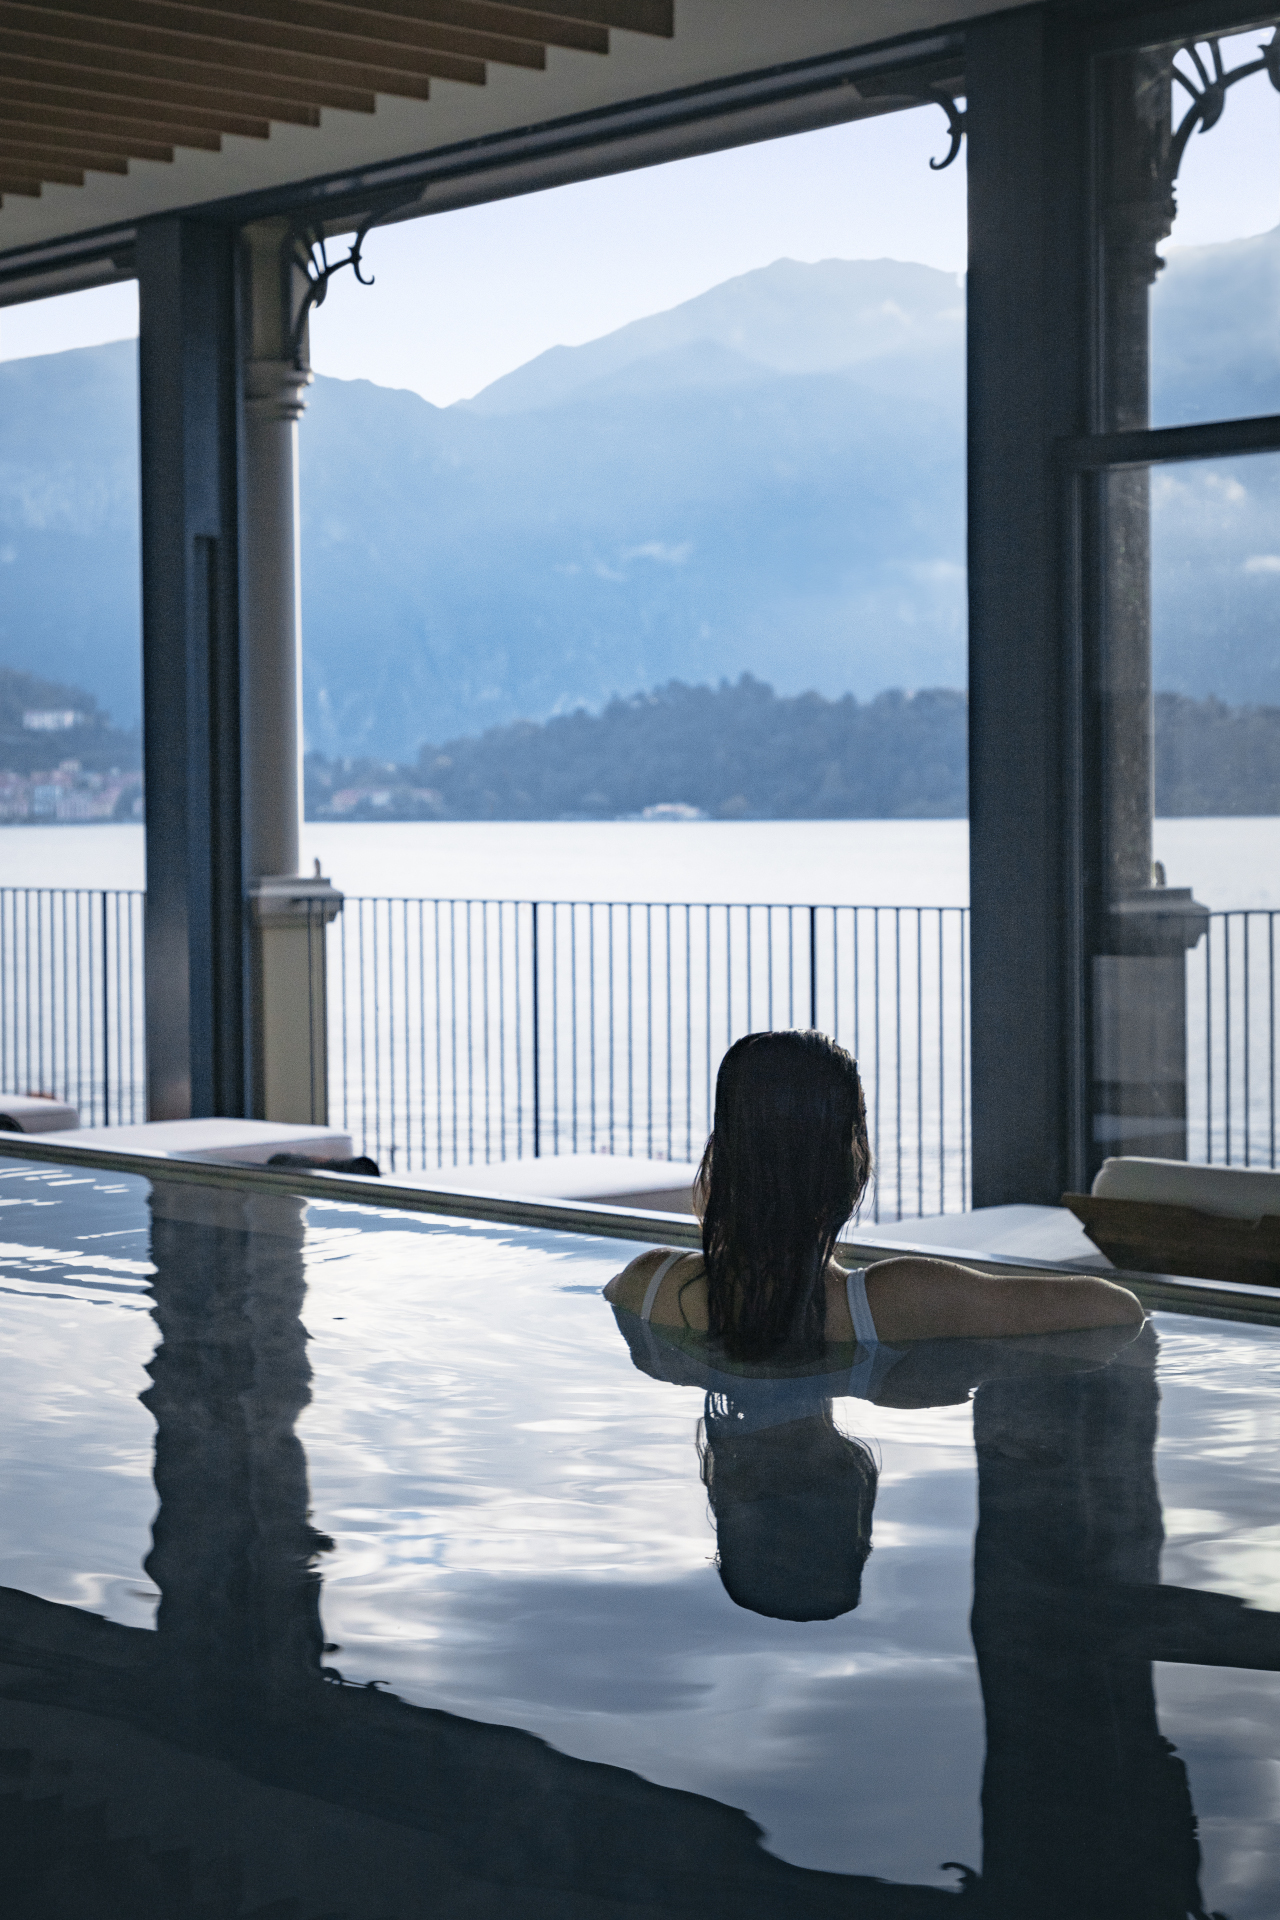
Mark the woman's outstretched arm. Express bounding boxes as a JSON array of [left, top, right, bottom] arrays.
[[864, 1257, 1143, 1343]]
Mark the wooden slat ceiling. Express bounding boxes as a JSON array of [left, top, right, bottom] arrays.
[[0, 0, 674, 204]]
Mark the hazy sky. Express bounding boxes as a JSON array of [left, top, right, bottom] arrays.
[[0, 47, 1275, 405]]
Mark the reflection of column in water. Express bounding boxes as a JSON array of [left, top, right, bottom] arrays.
[[971, 1323, 1206, 1918], [141, 1182, 329, 1692]]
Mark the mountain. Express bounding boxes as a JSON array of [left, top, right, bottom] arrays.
[[299, 262, 967, 757], [0, 343, 141, 733], [1, 238, 1278, 759], [462, 256, 965, 415]]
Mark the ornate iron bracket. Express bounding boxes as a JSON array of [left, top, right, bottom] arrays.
[[287, 196, 423, 369], [922, 87, 966, 171], [288, 221, 376, 368], [1168, 28, 1280, 184]]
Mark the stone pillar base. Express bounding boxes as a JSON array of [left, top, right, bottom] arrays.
[[1091, 888, 1210, 1167], [249, 876, 343, 1124]]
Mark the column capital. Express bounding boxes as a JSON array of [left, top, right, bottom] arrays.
[[245, 357, 312, 423], [249, 874, 344, 926]]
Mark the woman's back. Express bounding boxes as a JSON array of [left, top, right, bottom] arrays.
[[605, 1242, 1142, 1344]]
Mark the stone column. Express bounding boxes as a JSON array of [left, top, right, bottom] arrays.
[[242, 219, 342, 1123], [1091, 52, 1207, 1167]]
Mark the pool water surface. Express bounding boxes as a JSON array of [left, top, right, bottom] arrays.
[[1, 1154, 1279, 1918]]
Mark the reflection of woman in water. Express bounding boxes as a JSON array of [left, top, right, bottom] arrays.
[[698, 1399, 877, 1620], [605, 1030, 1142, 1352], [613, 1320, 1143, 1623]]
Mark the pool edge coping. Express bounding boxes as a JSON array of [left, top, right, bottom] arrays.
[[1, 1134, 1277, 1326]]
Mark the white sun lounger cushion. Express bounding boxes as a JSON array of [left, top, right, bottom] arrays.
[[0, 1094, 79, 1133], [1092, 1156, 1280, 1221]]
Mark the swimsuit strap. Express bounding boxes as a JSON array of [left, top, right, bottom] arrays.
[[641, 1249, 690, 1322], [845, 1266, 879, 1346]]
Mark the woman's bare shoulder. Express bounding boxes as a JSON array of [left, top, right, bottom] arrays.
[[603, 1247, 674, 1310], [865, 1255, 1143, 1342]]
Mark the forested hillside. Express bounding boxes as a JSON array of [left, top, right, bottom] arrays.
[[0, 665, 138, 775], [304, 681, 1280, 821]]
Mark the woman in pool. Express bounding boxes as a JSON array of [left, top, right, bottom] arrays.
[[605, 1029, 1142, 1354]]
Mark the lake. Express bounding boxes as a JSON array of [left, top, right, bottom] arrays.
[[2, 815, 1279, 910]]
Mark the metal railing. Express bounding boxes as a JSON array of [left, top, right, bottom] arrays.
[[1187, 910, 1280, 1167], [328, 898, 971, 1222], [4, 889, 1277, 1216], [0, 887, 146, 1126]]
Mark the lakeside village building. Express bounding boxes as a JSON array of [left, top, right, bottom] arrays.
[[3, 6, 1280, 1916], [0, 764, 142, 822]]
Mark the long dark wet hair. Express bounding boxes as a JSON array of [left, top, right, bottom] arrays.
[[694, 1031, 870, 1361]]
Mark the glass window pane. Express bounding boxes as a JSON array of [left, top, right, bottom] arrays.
[[1098, 23, 1280, 432], [1093, 450, 1280, 1169]]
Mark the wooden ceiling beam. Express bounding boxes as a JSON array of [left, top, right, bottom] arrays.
[[0, 14, 457, 101], [250, 0, 608, 57], [0, 42, 373, 117], [86, 0, 549, 74], [0, 153, 83, 183], [0, 0, 671, 206], [0, 54, 326, 125], [0, 79, 248, 142], [0, 105, 186, 160], [486, 0, 670, 32], [0, 136, 131, 173]]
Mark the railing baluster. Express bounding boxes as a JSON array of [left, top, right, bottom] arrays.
[[1271, 911, 1277, 1170], [552, 905, 560, 1158], [498, 902, 507, 1163], [685, 904, 693, 1161], [531, 901, 541, 1158], [1220, 917, 1228, 1167], [646, 904, 654, 1159], [916, 907, 924, 1218], [100, 889, 110, 1125], [938, 910, 946, 1214], [419, 901, 429, 1170], [1244, 912, 1252, 1167], [745, 904, 752, 1038], [895, 908, 903, 1221], [809, 904, 817, 1031], [704, 905, 711, 1140], [873, 910, 882, 1223], [665, 903, 673, 1162], [589, 905, 597, 1154]]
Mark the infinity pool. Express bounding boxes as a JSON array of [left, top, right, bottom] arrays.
[[2, 1152, 1279, 1917]]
